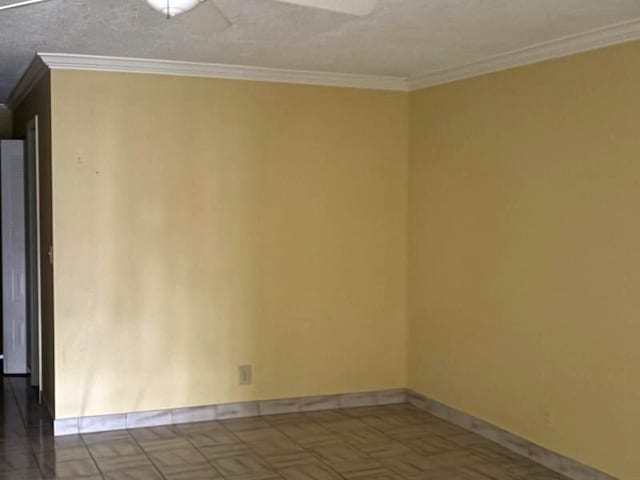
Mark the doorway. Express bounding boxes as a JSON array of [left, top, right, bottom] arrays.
[[0, 115, 42, 403], [1, 139, 27, 376]]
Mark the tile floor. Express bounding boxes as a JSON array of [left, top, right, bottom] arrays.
[[1, 374, 569, 479]]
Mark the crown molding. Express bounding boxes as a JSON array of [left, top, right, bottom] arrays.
[[37, 53, 409, 92], [407, 16, 640, 91], [6, 55, 48, 111], [6, 16, 640, 106]]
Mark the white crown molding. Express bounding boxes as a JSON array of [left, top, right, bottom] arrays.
[[37, 53, 409, 92], [5, 16, 640, 107], [6, 55, 48, 111], [407, 16, 640, 91]]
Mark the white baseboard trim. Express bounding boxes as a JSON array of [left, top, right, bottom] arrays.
[[53, 388, 407, 436], [407, 390, 615, 480]]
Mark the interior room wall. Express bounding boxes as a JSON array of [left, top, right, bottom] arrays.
[[0, 103, 5, 353], [0, 105, 12, 138], [408, 40, 640, 479], [12, 71, 55, 415], [0, 107, 6, 355], [16, 38, 637, 478], [50, 70, 409, 420]]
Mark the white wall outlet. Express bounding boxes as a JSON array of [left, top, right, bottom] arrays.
[[238, 364, 252, 385]]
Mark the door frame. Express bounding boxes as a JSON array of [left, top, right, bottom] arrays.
[[25, 115, 42, 397]]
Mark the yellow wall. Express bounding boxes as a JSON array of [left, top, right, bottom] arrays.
[[38, 40, 639, 476], [12, 72, 56, 415], [50, 70, 409, 419], [408, 41, 640, 479]]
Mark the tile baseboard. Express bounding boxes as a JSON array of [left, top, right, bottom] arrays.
[[406, 390, 615, 480], [53, 388, 407, 436]]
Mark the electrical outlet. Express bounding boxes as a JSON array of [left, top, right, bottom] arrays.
[[238, 365, 252, 385]]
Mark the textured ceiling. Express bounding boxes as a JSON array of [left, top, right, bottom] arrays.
[[1, 0, 640, 100]]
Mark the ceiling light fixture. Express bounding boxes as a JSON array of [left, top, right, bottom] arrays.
[[146, 0, 204, 18]]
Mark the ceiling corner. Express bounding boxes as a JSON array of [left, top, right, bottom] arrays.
[[6, 54, 49, 111], [407, 16, 640, 91]]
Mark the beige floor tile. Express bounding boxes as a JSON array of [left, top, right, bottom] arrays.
[[102, 466, 163, 479], [0, 377, 574, 480], [147, 445, 209, 475], [210, 453, 275, 478], [263, 451, 323, 470], [163, 465, 223, 479], [88, 439, 143, 458], [39, 457, 100, 478], [95, 453, 154, 473], [279, 462, 342, 480]]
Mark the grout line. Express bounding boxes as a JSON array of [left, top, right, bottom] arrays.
[[80, 435, 104, 479], [182, 421, 242, 478], [127, 429, 170, 480], [242, 413, 348, 480]]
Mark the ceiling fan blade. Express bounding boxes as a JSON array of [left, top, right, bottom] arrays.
[[273, 0, 376, 16], [0, 0, 51, 11]]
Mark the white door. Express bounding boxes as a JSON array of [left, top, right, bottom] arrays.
[[2, 140, 27, 374]]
